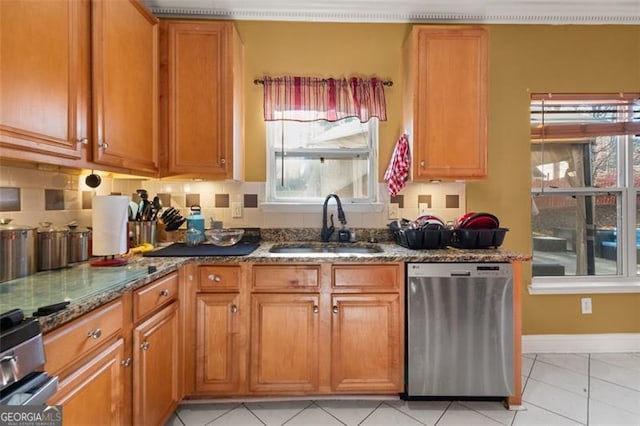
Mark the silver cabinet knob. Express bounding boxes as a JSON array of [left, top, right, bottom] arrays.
[[231, 305, 238, 313], [77, 137, 88, 145], [98, 142, 109, 149], [420, 160, 426, 168], [208, 274, 221, 282], [121, 358, 132, 367], [140, 342, 150, 351], [332, 306, 339, 314], [313, 305, 319, 314], [160, 289, 169, 297], [220, 158, 226, 165], [87, 328, 102, 339]]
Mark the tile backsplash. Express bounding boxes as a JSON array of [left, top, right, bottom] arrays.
[[0, 163, 466, 232]]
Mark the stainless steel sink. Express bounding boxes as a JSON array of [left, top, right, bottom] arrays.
[[268, 243, 383, 254]]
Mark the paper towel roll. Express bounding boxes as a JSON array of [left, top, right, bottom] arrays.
[[92, 195, 130, 256]]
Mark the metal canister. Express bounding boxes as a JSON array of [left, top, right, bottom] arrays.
[[67, 224, 91, 263], [0, 219, 35, 282], [36, 222, 69, 271]]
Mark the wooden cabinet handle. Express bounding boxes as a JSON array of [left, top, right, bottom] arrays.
[[140, 342, 150, 351], [160, 289, 169, 297], [87, 328, 102, 339], [231, 305, 238, 313], [121, 358, 132, 367], [332, 305, 339, 314], [313, 305, 319, 314], [208, 274, 221, 282]]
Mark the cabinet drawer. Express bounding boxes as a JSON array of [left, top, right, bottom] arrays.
[[332, 264, 400, 290], [252, 265, 320, 290], [199, 265, 240, 292], [133, 271, 179, 322], [44, 299, 124, 376]]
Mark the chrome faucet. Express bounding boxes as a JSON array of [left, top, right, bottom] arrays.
[[321, 193, 347, 242]]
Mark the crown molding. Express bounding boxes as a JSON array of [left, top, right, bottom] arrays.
[[146, 4, 640, 24]]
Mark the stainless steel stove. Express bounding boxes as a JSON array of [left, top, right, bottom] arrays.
[[0, 309, 58, 405]]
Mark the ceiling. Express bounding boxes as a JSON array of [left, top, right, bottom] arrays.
[[143, 0, 640, 24]]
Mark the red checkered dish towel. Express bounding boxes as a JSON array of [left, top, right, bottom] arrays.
[[384, 133, 410, 196]]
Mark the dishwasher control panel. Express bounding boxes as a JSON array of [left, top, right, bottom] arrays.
[[407, 262, 512, 278]]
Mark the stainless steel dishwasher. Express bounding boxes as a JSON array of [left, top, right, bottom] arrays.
[[406, 262, 514, 397]]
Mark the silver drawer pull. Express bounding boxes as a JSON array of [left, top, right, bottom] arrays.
[[160, 289, 169, 297], [87, 328, 102, 339], [140, 342, 150, 351], [208, 274, 221, 282]]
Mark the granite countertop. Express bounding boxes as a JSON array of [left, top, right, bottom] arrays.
[[0, 256, 188, 332], [1, 232, 530, 333]]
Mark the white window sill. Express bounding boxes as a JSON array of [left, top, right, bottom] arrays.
[[260, 202, 385, 214], [529, 277, 640, 294]]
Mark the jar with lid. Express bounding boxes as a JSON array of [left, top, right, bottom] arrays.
[[0, 218, 35, 282], [36, 222, 69, 271]]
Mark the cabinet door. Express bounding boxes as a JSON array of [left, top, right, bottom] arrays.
[[408, 26, 488, 180], [92, 0, 158, 174], [250, 293, 320, 393], [133, 302, 180, 426], [195, 293, 241, 393], [162, 20, 239, 177], [331, 294, 402, 392], [0, 0, 88, 160], [48, 339, 126, 425]]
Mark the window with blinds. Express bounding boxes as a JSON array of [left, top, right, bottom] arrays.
[[530, 93, 639, 287]]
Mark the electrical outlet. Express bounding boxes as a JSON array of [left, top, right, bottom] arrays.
[[388, 203, 400, 220], [231, 202, 243, 218], [581, 297, 592, 314], [418, 203, 431, 215]]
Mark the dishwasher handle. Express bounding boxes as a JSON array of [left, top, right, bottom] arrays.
[[450, 270, 472, 277]]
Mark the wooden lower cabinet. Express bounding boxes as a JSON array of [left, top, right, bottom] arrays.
[[49, 339, 126, 426], [331, 294, 402, 392], [133, 301, 180, 426], [250, 293, 320, 393], [189, 262, 404, 398], [195, 293, 241, 393]]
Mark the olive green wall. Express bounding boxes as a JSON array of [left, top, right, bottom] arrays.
[[471, 25, 640, 335], [235, 21, 640, 335], [236, 21, 410, 182]]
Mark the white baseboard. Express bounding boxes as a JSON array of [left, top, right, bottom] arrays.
[[522, 333, 640, 353]]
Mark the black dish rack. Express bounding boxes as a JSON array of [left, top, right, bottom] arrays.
[[392, 227, 508, 250]]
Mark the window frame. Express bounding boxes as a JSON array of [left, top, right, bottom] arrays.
[[529, 93, 640, 295], [265, 117, 379, 205]]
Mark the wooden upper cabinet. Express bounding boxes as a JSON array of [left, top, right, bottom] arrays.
[[0, 0, 89, 160], [160, 20, 244, 179], [403, 25, 488, 180], [92, 0, 158, 174]]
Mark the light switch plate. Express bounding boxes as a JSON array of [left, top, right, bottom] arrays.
[[231, 202, 243, 218], [388, 203, 400, 220], [418, 203, 431, 215]]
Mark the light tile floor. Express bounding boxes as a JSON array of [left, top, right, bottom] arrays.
[[167, 352, 640, 426]]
